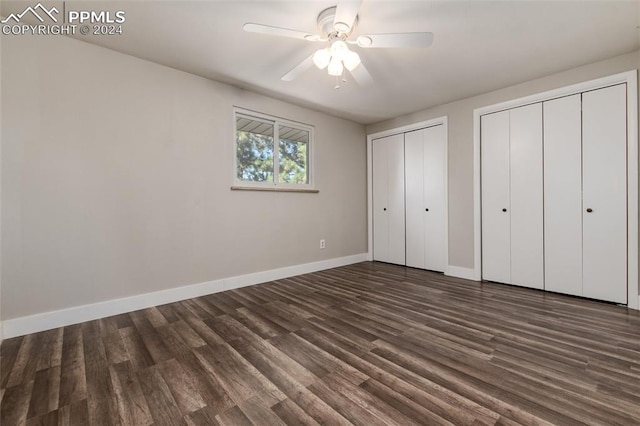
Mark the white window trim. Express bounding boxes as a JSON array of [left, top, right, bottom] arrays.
[[232, 107, 315, 191]]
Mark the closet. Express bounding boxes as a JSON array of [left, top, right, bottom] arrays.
[[372, 124, 446, 272], [543, 85, 627, 304], [481, 103, 544, 289], [481, 83, 628, 304]]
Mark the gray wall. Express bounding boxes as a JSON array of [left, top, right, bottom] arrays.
[[1, 34, 367, 320], [367, 50, 640, 278]]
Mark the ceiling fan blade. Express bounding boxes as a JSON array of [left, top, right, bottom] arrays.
[[334, 0, 362, 32], [243, 23, 314, 40], [357, 32, 434, 48], [281, 55, 315, 81], [349, 63, 373, 86]]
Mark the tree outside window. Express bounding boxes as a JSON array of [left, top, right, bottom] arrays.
[[235, 111, 312, 188]]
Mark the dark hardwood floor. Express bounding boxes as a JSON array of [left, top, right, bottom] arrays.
[[2, 261, 639, 425]]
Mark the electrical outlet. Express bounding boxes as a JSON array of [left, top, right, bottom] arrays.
[[320, 239, 326, 249]]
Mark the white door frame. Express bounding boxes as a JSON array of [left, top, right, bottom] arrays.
[[367, 116, 449, 273], [473, 70, 639, 309]]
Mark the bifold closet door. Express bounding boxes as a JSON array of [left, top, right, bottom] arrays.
[[481, 110, 511, 284], [543, 94, 583, 296], [582, 84, 627, 304], [509, 103, 544, 289], [405, 125, 446, 272], [481, 104, 543, 289], [372, 134, 406, 265]]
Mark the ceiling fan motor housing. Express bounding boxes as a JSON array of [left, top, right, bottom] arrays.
[[317, 6, 357, 37]]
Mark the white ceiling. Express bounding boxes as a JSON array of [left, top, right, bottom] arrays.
[[3, 1, 639, 124]]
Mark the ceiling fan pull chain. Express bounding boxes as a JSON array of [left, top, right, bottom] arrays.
[[334, 75, 341, 90]]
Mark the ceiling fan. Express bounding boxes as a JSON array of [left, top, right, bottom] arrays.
[[243, 0, 434, 88]]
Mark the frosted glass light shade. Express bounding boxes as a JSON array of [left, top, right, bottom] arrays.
[[312, 48, 331, 69], [330, 40, 349, 61], [343, 50, 361, 71], [327, 56, 343, 76]]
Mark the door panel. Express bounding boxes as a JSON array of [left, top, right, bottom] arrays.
[[387, 134, 406, 265], [373, 134, 406, 264], [481, 111, 511, 284], [543, 94, 583, 296], [582, 84, 627, 304], [509, 103, 544, 289], [423, 124, 446, 272], [372, 137, 389, 262], [405, 129, 425, 269]]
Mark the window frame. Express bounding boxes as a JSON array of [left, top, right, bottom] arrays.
[[233, 107, 315, 191]]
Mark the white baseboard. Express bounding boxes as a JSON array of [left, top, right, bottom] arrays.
[[1, 253, 368, 339], [445, 265, 478, 281]]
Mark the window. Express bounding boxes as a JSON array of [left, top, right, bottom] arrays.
[[234, 109, 313, 190]]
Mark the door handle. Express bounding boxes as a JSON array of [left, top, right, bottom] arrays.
[[586, 208, 593, 213], [502, 208, 507, 212], [383, 208, 387, 211], [425, 208, 429, 212]]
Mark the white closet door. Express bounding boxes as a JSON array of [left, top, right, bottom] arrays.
[[481, 111, 511, 284], [405, 129, 426, 269], [543, 94, 583, 296], [582, 84, 627, 304], [372, 134, 406, 265], [372, 137, 390, 262], [388, 134, 406, 265], [509, 103, 544, 289], [423, 125, 446, 272], [405, 125, 446, 272]]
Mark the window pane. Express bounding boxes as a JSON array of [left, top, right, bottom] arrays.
[[278, 125, 309, 184], [236, 116, 274, 182]]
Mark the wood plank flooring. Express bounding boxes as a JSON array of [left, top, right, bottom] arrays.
[[2, 261, 640, 425]]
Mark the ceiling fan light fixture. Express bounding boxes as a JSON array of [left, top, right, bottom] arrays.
[[330, 40, 349, 61], [245, 1, 435, 86], [312, 48, 331, 69], [327, 56, 344, 76], [343, 50, 361, 71]]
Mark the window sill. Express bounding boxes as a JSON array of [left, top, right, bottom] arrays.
[[230, 185, 319, 194]]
